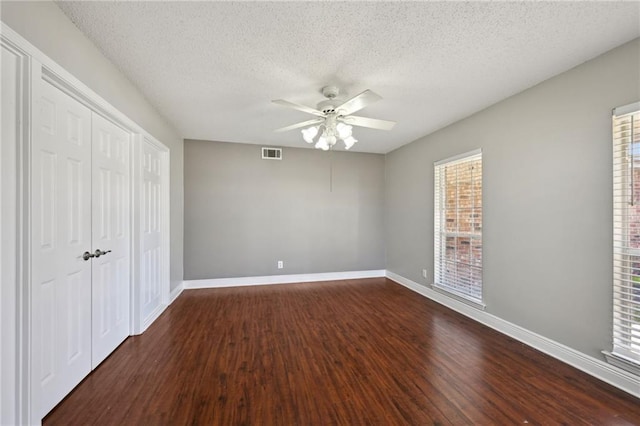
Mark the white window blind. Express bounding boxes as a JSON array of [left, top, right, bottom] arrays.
[[434, 150, 483, 304], [612, 103, 640, 366]]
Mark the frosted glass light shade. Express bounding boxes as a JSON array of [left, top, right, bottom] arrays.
[[301, 126, 318, 143], [315, 137, 330, 151], [343, 136, 357, 150], [336, 123, 352, 139]]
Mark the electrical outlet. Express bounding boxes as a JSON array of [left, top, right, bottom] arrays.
[[422, 269, 428, 279], [277, 260, 284, 269]]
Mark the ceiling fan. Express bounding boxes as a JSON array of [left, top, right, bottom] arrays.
[[272, 86, 396, 150]]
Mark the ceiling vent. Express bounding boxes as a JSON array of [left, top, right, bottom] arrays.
[[262, 147, 282, 160]]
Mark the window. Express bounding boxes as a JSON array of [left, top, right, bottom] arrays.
[[611, 102, 640, 370], [434, 149, 483, 305]]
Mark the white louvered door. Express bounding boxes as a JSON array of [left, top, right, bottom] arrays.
[[32, 82, 132, 418], [32, 80, 93, 417], [91, 113, 131, 369]]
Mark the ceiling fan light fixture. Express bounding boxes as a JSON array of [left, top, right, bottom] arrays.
[[273, 86, 396, 152], [301, 121, 354, 150]]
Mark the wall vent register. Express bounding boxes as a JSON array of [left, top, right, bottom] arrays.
[[262, 147, 282, 160]]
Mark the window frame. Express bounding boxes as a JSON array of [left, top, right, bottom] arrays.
[[433, 149, 484, 308], [608, 102, 640, 374]]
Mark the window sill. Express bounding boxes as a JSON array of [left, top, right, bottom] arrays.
[[602, 351, 640, 376], [431, 284, 486, 311]]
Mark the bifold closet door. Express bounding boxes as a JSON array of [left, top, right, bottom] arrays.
[[32, 80, 93, 417], [32, 81, 132, 418], [90, 113, 131, 369]]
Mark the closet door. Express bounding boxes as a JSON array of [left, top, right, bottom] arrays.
[[31, 84, 133, 418], [141, 138, 163, 322], [91, 113, 131, 368], [31, 81, 93, 417]]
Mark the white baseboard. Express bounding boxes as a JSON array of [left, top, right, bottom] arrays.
[[183, 270, 386, 289], [385, 271, 640, 399], [139, 303, 167, 334], [169, 283, 184, 304]]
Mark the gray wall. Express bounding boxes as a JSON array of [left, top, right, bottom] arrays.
[[1, 1, 185, 291], [385, 38, 640, 360], [184, 140, 385, 279]]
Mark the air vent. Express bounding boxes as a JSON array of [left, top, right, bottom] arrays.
[[262, 147, 282, 160]]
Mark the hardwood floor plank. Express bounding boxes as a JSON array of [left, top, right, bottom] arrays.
[[44, 278, 640, 425]]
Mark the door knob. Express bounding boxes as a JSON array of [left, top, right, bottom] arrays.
[[82, 249, 112, 260], [82, 251, 95, 261], [94, 249, 112, 258]]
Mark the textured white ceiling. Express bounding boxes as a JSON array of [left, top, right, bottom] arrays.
[[56, 1, 639, 154]]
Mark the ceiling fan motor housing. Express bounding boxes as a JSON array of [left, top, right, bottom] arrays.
[[318, 86, 341, 114], [317, 100, 337, 114]]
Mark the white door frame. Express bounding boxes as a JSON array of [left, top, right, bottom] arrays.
[[1, 23, 172, 425], [1, 32, 31, 426]]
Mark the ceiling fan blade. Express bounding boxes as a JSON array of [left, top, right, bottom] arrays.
[[341, 115, 396, 131], [334, 90, 382, 116], [275, 118, 324, 133], [272, 99, 325, 117]]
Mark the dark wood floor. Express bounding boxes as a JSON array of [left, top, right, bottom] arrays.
[[45, 278, 640, 425]]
